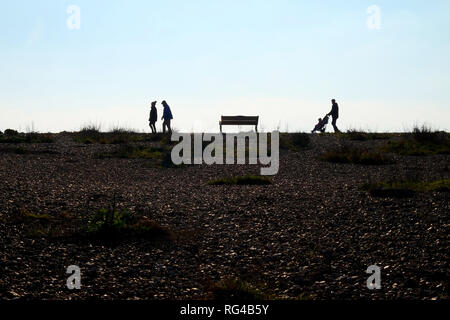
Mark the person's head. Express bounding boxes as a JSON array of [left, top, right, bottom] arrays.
[[151, 101, 156, 107], [331, 99, 336, 104], [318, 118, 322, 122], [161, 100, 167, 107]]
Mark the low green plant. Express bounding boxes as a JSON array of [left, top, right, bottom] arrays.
[[208, 175, 272, 185], [88, 208, 133, 234], [362, 179, 450, 198], [24, 212, 51, 221], [87, 206, 172, 240]]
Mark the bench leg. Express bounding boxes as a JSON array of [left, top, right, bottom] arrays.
[[220, 125, 222, 133], [255, 125, 258, 133]]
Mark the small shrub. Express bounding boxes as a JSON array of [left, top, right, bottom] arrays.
[[411, 125, 447, 144], [208, 175, 272, 185], [73, 125, 146, 144], [88, 208, 133, 234], [381, 126, 450, 156], [343, 130, 391, 141], [362, 179, 450, 198], [97, 145, 164, 159], [87, 207, 172, 241], [4, 129, 19, 136], [321, 146, 394, 165], [80, 124, 101, 135]]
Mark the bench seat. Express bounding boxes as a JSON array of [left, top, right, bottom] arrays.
[[220, 116, 259, 132]]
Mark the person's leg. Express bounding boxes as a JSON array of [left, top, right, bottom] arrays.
[[332, 117, 340, 133], [167, 120, 172, 134], [151, 123, 156, 133], [162, 120, 166, 133]]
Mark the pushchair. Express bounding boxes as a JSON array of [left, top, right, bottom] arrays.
[[311, 115, 329, 133]]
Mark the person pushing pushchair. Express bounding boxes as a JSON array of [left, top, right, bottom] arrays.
[[311, 99, 341, 133]]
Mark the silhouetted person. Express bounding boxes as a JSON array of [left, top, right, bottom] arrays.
[[161, 100, 173, 134], [149, 101, 158, 133], [327, 99, 341, 133]]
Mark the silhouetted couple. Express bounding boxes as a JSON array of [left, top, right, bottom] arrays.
[[149, 100, 173, 134]]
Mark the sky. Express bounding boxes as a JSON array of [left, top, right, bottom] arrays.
[[1, 0, 449, 133]]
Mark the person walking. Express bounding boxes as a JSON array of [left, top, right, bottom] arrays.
[[327, 99, 341, 133], [149, 101, 158, 133], [161, 100, 173, 134]]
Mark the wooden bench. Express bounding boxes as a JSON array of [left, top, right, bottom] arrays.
[[220, 116, 259, 132]]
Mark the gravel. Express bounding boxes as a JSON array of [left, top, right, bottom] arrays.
[[0, 133, 448, 300]]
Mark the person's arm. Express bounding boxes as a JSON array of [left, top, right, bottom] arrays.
[[327, 106, 333, 116]]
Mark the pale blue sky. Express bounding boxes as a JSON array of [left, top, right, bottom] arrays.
[[1, 0, 449, 132]]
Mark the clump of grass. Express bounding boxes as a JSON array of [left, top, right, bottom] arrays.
[[24, 212, 51, 221], [381, 125, 449, 156], [208, 175, 272, 185], [97, 144, 165, 159], [0, 131, 54, 144], [362, 179, 450, 198], [87, 207, 172, 241], [88, 208, 132, 234], [80, 124, 101, 134], [411, 125, 447, 144], [321, 146, 394, 165], [343, 129, 391, 141], [280, 132, 310, 150], [14, 209, 77, 239], [73, 125, 149, 144], [208, 277, 268, 300]]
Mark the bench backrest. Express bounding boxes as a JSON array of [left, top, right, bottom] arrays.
[[221, 116, 259, 123]]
